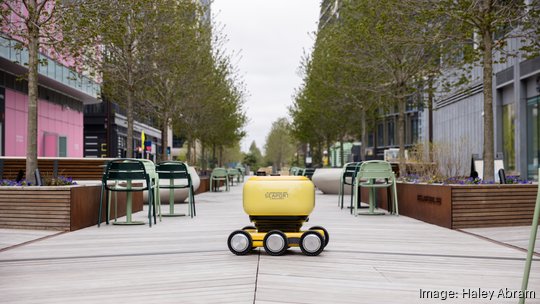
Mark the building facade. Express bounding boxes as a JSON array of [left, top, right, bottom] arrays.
[[83, 100, 162, 160], [0, 36, 100, 157], [433, 37, 540, 180]]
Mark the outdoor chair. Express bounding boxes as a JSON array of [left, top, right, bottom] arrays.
[[236, 166, 245, 182], [352, 160, 398, 216], [156, 161, 196, 218], [338, 162, 362, 209], [210, 168, 230, 192], [136, 158, 162, 221], [289, 167, 301, 176], [98, 159, 156, 227], [227, 168, 240, 186], [303, 168, 316, 180]]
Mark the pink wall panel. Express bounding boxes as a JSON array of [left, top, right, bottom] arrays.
[[43, 133, 58, 157], [14, 110, 27, 156], [4, 89, 84, 157]]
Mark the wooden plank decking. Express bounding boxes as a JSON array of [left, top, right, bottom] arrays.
[[0, 180, 539, 303]]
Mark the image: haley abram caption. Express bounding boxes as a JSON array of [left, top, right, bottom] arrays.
[[419, 288, 536, 301]]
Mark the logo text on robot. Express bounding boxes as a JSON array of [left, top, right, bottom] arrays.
[[265, 192, 288, 200]]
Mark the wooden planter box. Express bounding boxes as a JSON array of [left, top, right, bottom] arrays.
[[361, 182, 539, 229], [0, 185, 143, 231]]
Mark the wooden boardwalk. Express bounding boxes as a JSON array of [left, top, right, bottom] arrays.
[[1, 180, 539, 303]]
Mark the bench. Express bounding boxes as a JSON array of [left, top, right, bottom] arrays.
[[0, 157, 112, 181]]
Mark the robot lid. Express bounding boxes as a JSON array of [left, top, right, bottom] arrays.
[[243, 176, 315, 216]]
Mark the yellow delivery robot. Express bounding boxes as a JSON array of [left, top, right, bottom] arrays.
[[227, 176, 329, 256]]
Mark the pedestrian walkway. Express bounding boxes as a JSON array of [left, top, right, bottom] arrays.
[[0, 180, 539, 303]]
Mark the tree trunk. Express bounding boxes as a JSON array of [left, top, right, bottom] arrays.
[[325, 138, 331, 167], [360, 109, 367, 161], [193, 140, 197, 165], [339, 140, 344, 167], [427, 76, 434, 162], [482, 27, 495, 181], [187, 140, 192, 163], [126, 87, 134, 158], [25, 5, 39, 184], [160, 117, 168, 161], [398, 95, 406, 176], [201, 144, 206, 171], [212, 144, 216, 168], [219, 145, 223, 167]]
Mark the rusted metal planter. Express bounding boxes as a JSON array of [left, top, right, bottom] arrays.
[[361, 182, 539, 229]]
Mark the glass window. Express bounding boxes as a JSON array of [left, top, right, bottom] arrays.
[[172, 134, 185, 148], [502, 104, 515, 171], [55, 62, 63, 81], [367, 133, 374, 147], [38, 57, 48, 76], [377, 123, 384, 147], [527, 96, 540, 180], [0, 37, 11, 59], [410, 117, 419, 145], [387, 120, 395, 146]]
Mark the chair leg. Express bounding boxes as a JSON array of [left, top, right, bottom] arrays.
[[338, 180, 343, 208], [190, 185, 196, 217], [352, 183, 361, 215], [98, 184, 104, 227], [387, 186, 392, 214], [106, 189, 111, 225], [153, 188, 157, 224], [156, 180, 162, 221], [353, 181, 358, 216], [148, 188, 153, 228], [349, 183, 354, 209], [393, 179, 399, 215], [112, 180, 118, 223], [113, 191, 118, 222], [188, 187, 194, 218]]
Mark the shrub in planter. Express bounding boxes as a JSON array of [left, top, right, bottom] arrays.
[[0, 176, 78, 187]]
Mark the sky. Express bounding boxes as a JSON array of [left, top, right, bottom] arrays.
[[211, 0, 321, 153]]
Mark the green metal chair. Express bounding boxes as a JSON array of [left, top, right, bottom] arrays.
[[289, 167, 301, 176], [236, 165, 245, 182], [136, 158, 161, 221], [227, 168, 240, 186], [338, 162, 362, 209], [303, 168, 316, 180], [156, 161, 195, 218], [98, 159, 156, 227], [352, 160, 398, 216], [210, 168, 229, 192]]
